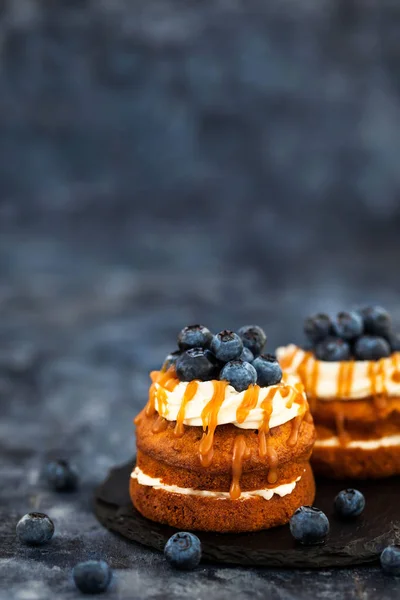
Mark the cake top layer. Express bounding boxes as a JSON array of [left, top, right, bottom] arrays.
[[163, 324, 283, 392], [149, 370, 308, 430], [302, 305, 399, 362]]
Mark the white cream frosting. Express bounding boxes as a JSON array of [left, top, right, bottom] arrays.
[[131, 466, 301, 500], [314, 434, 400, 450], [153, 374, 306, 430], [277, 344, 400, 400]]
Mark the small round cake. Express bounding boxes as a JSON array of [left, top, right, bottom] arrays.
[[131, 325, 316, 533], [277, 306, 400, 479]]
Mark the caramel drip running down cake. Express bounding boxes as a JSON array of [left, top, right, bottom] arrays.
[[277, 306, 400, 479], [131, 325, 316, 532]]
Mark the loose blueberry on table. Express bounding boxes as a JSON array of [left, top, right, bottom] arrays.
[[334, 489, 365, 518], [16, 513, 54, 545], [44, 459, 79, 492], [304, 305, 400, 361], [167, 323, 276, 391], [73, 560, 112, 594], [164, 532, 202, 570], [380, 545, 400, 576], [289, 506, 330, 545]]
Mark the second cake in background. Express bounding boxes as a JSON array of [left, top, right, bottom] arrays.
[[277, 306, 400, 479]]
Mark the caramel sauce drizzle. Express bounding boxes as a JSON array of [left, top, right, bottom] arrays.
[[229, 435, 251, 500], [155, 386, 168, 416], [164, 378, 179, 392], [198, 380, 228, 467], [304, 410, 314, 424], [266, 442, 279, 484], [309, 359, 320, 399], [375, 358, 388, 413], [287, 383, 308, 447], [279, 346, 299, 370], [335, 411, 350, 446], [285, 387, 295, 409], [133, 413, 142, 425], [392, 353, 400, 382], [236, 385, 260, 424], [344, 361, 355, 398], [258, 387, 278, 458], [281, 386, 291, 398], [297, 352, 312, 387], [287, 415, 304, 447], [145, 384, 157, 417], [145, 367, 178, 417], [152, 415, 168, 433], [174, 380, 199, 438], [333, 361, 354, 445], [337, 360, 355, 399], [337, 361, 348, 398], [368, 360, 386, 415]]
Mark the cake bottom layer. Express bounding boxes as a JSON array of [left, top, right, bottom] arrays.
[[312, 430, 400, 479], [130, 463, 315, 533]]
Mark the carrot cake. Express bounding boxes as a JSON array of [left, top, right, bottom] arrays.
[[131, 324, 316, 533], [277, 306, 400, 479]]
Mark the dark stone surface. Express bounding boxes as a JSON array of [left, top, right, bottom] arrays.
[[95, 459, 400, 568]]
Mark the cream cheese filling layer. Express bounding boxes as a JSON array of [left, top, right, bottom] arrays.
[[314, 433, 400, 450], [131, 466, 301, 501], [277, 344, 400, 400], [154, 374, 306, 430]]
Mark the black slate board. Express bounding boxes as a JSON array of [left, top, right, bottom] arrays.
[[95, 459, 400, 568]]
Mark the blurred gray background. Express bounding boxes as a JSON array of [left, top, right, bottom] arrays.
[[1, 1, 400, 598]]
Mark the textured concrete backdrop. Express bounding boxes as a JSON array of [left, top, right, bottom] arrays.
[[0, 1, 400, 598]]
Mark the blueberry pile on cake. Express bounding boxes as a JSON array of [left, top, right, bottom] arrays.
[[277, 306, 400, 479], [131, 325, 316, 532]]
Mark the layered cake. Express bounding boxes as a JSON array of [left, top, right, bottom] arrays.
[[131, 325, 316, 533], [277, 306, 400, 479]]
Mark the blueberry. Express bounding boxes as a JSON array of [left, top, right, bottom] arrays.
[[164, 532, 202, 570], [354, 336, 391, 361], [210, 330, 243, 362], [304, 314, 332, 344], [220, 360, 257, 392], [177, 325, 213, 351], [45, 459, 79, 492], [176, 348, 216, 381], [380, 545, 400, 576], [16, 513, 54, 545], [334, 489, 365, 518], [388, 332, 400, 353], [162, 350, 181, 370], [289, 506, 329, 545], [314, 337, 351, 361], [252, 354, 282, 387], [237, 325, 267, 356], [240, 347, 254, 363], [203, 349, 223, 379], [332, 311, 364, 340], [359, 306, 392, 337], [73, 560, 112, 594]]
